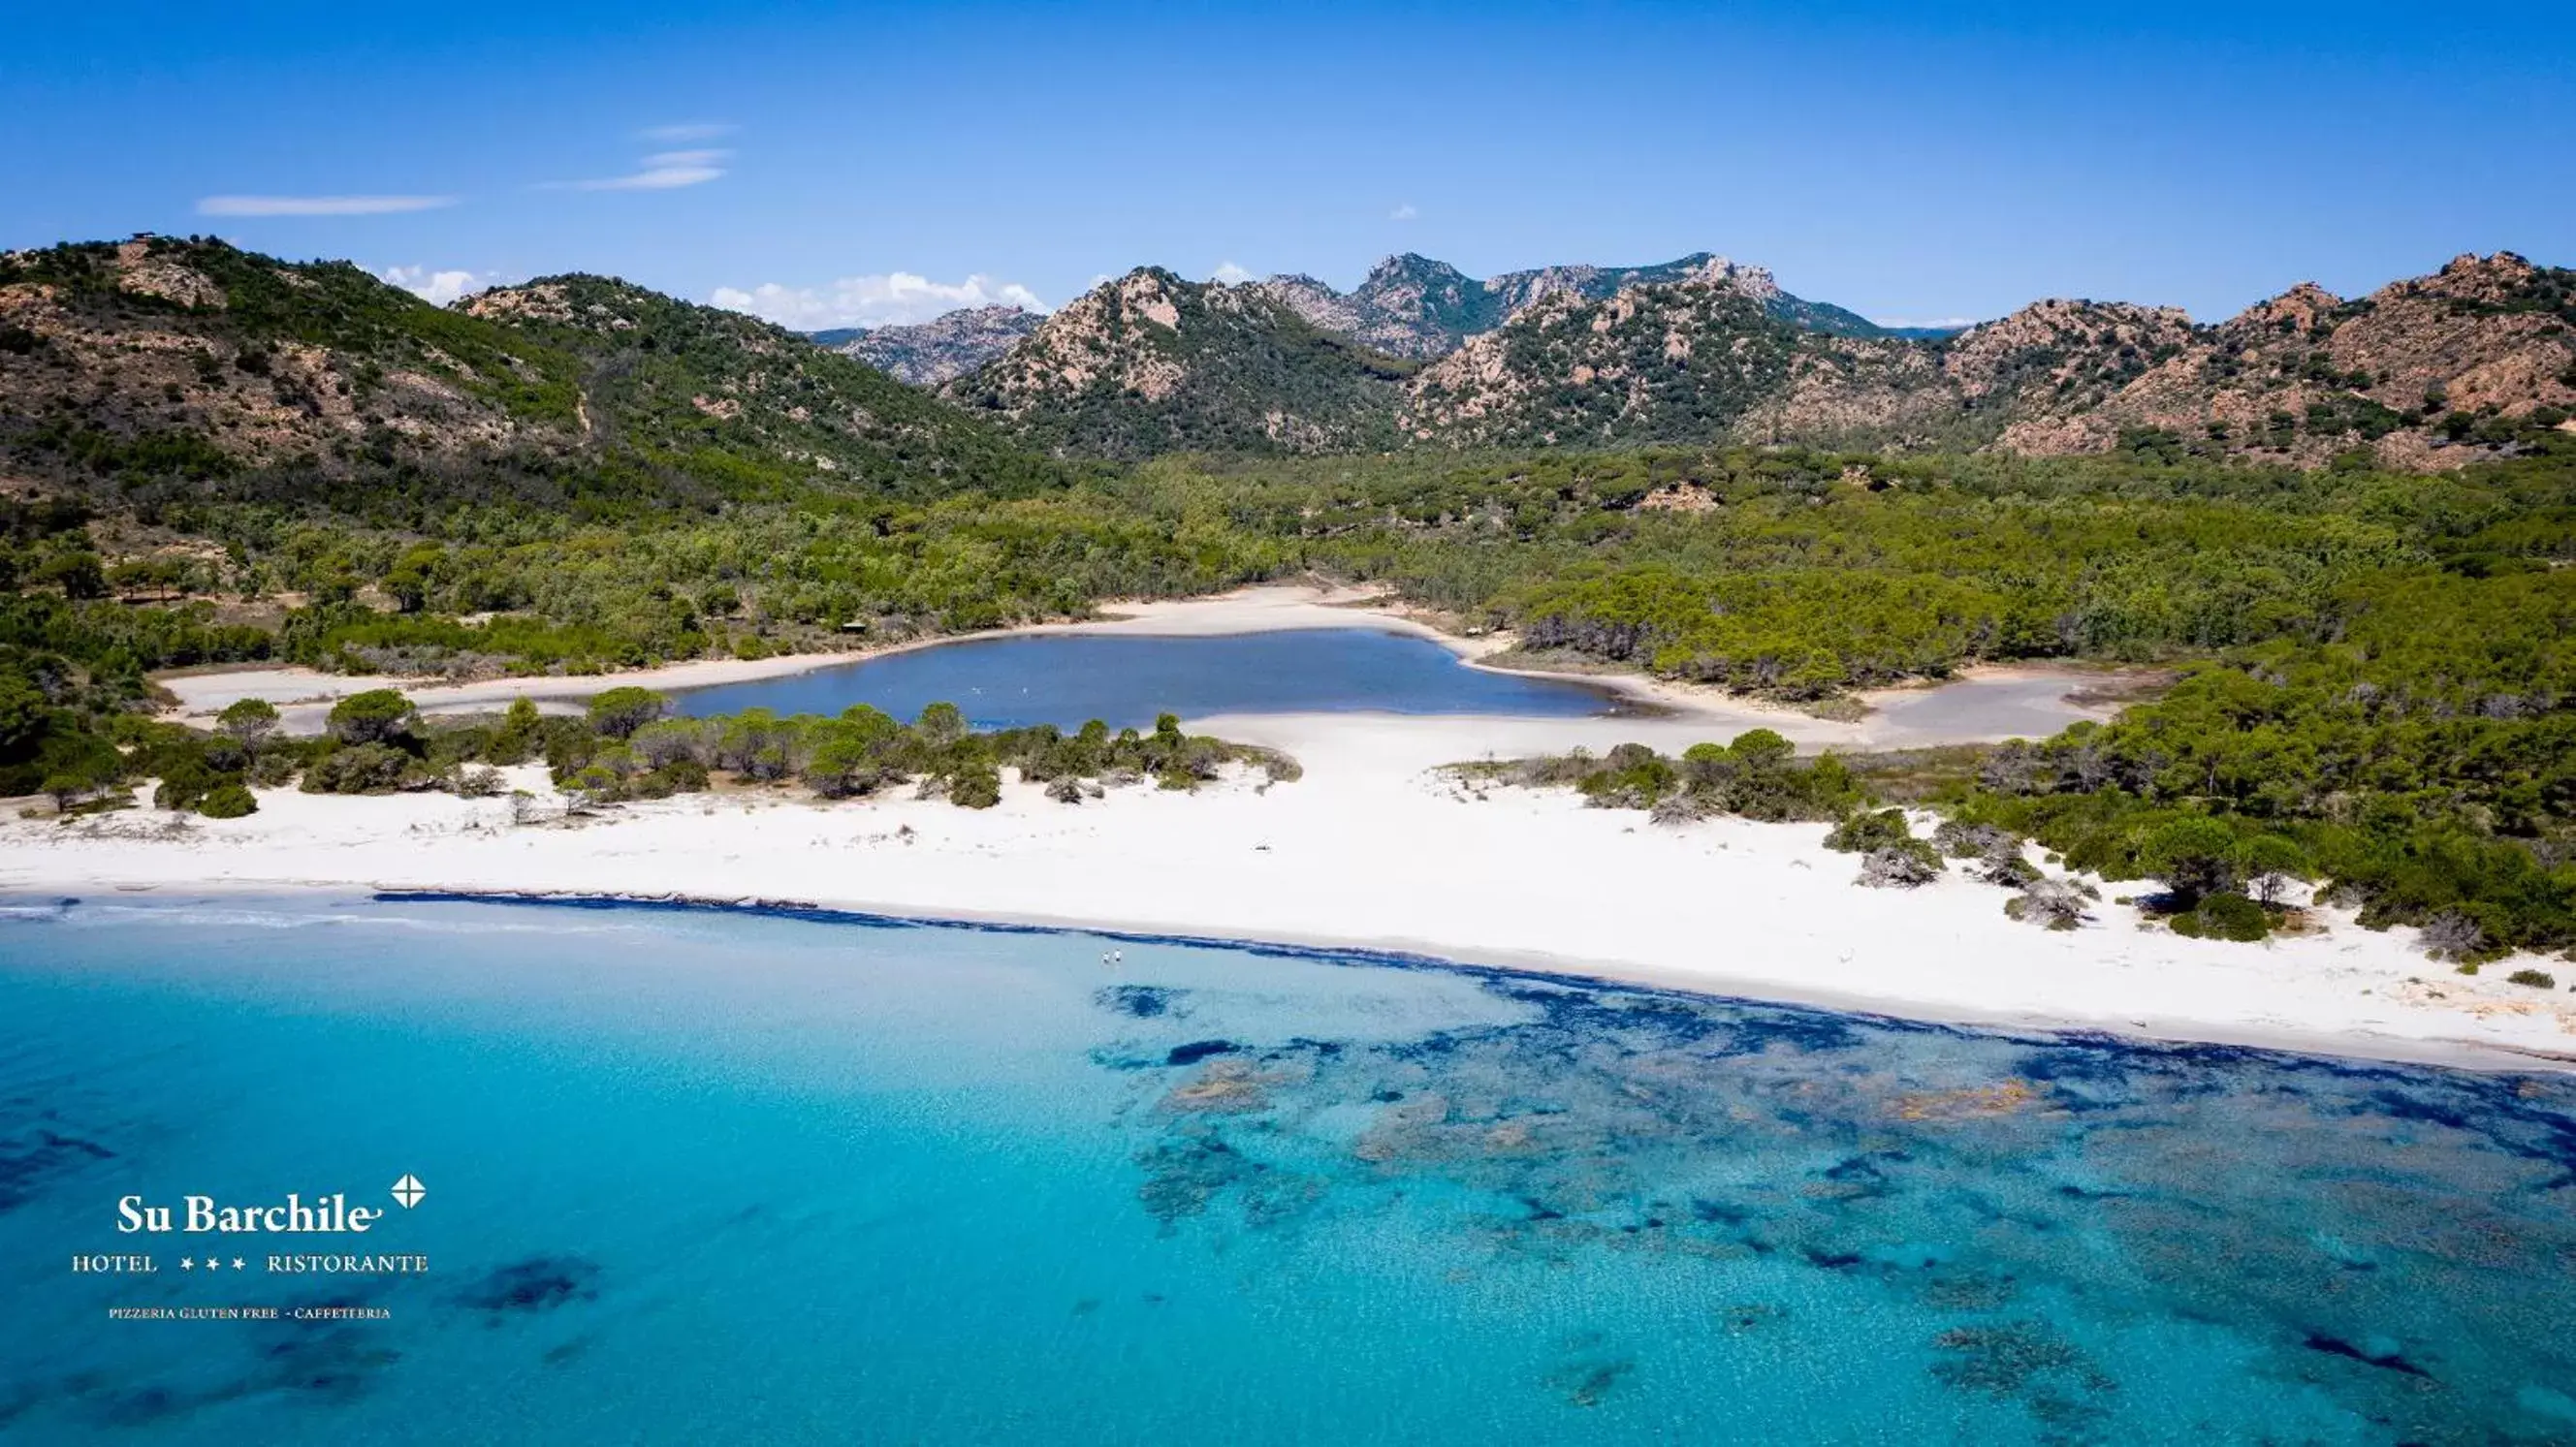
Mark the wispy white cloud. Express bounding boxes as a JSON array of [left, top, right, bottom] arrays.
[[710, 272, 1047, 330], [1869, 315, 1978, 330], [639, 122, 736, 143], [1210, 261, 1255, 285], [548, 148, 731, 192], [1389, 203, 1418, 221], [379, 265, 489, 306], [198, 194, 456, 217]]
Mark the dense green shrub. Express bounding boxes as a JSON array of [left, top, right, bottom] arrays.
[[1826, 808, 1917, 854], [198, 780, 258, 818], [2170, 892, 2273, 942], [215, 697, 280, 746], [585, 686, 667, 739], [302, 742, 421, 794], [325, 689, 417, 746], [949, 762, 1002, 809]]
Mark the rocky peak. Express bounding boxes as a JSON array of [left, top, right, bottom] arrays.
[[456, 281, 569, 324], [950, 269, 1230, 419], [1956, 298, 2199, 354], [1677, 255, 1781, 304], [1363, 252, 1469, 288], [1253, 249, 1887, 360], [1111, 268, 1189, 330], [2228, 282, 2343, 337], [823, 305, 1042, 388], [1403, 274, 1796, 447], [946, 267, 1410, 457], [2425, 251, 2538, 301], [110, 237, 225, 310], [460, 275, 699, 338], [1352, 253, 1482, 322]]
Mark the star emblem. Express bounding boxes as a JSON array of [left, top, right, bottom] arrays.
[[232, 1258, 246, 1271], [391, 1174, 426, 1209], [179, 1258, 196, 1271]]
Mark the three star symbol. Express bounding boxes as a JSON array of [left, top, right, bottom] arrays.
[[178, 1257, 247, 1271]]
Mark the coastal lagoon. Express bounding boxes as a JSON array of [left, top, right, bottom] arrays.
[[668, 628, 1618, 727], [5, 895, 2574, 1444]]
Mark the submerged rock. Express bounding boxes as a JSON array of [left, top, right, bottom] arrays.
[[453, 1255, 602, 1315], [1095, 984, 1181, 1019], [1134, 1131, 1258, 1223], [1543, 1356, 1636, 1408], [1889, 1079, 2047, 1122]]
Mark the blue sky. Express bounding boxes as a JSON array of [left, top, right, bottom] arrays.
[[5, 1, 2569, 329]]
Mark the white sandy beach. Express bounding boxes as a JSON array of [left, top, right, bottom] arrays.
[[8, 588, 2573, 1073]]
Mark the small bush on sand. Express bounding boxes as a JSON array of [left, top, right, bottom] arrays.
[[1827, 808, 1915, 854], [197, 780, 258, 818], [2004, 878, 2098, 930], [2420, 910, 2492, 963], [2170, 891, 2271, 942], [950, 763, 1002, 809], [1860, 839, 1943, 889]]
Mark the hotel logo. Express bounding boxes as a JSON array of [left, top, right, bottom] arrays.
[[115, 1175, 429, 1235]]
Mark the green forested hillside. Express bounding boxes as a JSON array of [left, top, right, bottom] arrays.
[[0, 236, 1069, 521]]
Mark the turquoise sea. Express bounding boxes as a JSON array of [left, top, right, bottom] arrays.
[[3, 894, 2573, 1444]]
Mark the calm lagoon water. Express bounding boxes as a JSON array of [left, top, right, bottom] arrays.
[[669, 628, 1617, 727], [4, 894, 2575, 1444]]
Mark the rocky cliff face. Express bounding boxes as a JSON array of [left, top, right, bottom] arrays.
[[0, 236, 1040, 506], [819, 305, 1042, 387]]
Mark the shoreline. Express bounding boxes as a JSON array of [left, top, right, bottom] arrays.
[[155, 583, 2120, 749], [378, 887, 2576, 1074], [7, 740, 2571, 1075], [20, 879, 2565, 1076], [153, 582, 1664, 726]]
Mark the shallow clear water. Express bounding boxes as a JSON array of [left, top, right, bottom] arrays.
[[669, 628, 1617, 727], [4, 895, 2574, 1444]]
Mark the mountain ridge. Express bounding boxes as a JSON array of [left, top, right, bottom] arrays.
[[1251, 250, 1908, 359], [954, 252, 2575, 465], [9, 236, 2568, 501]]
